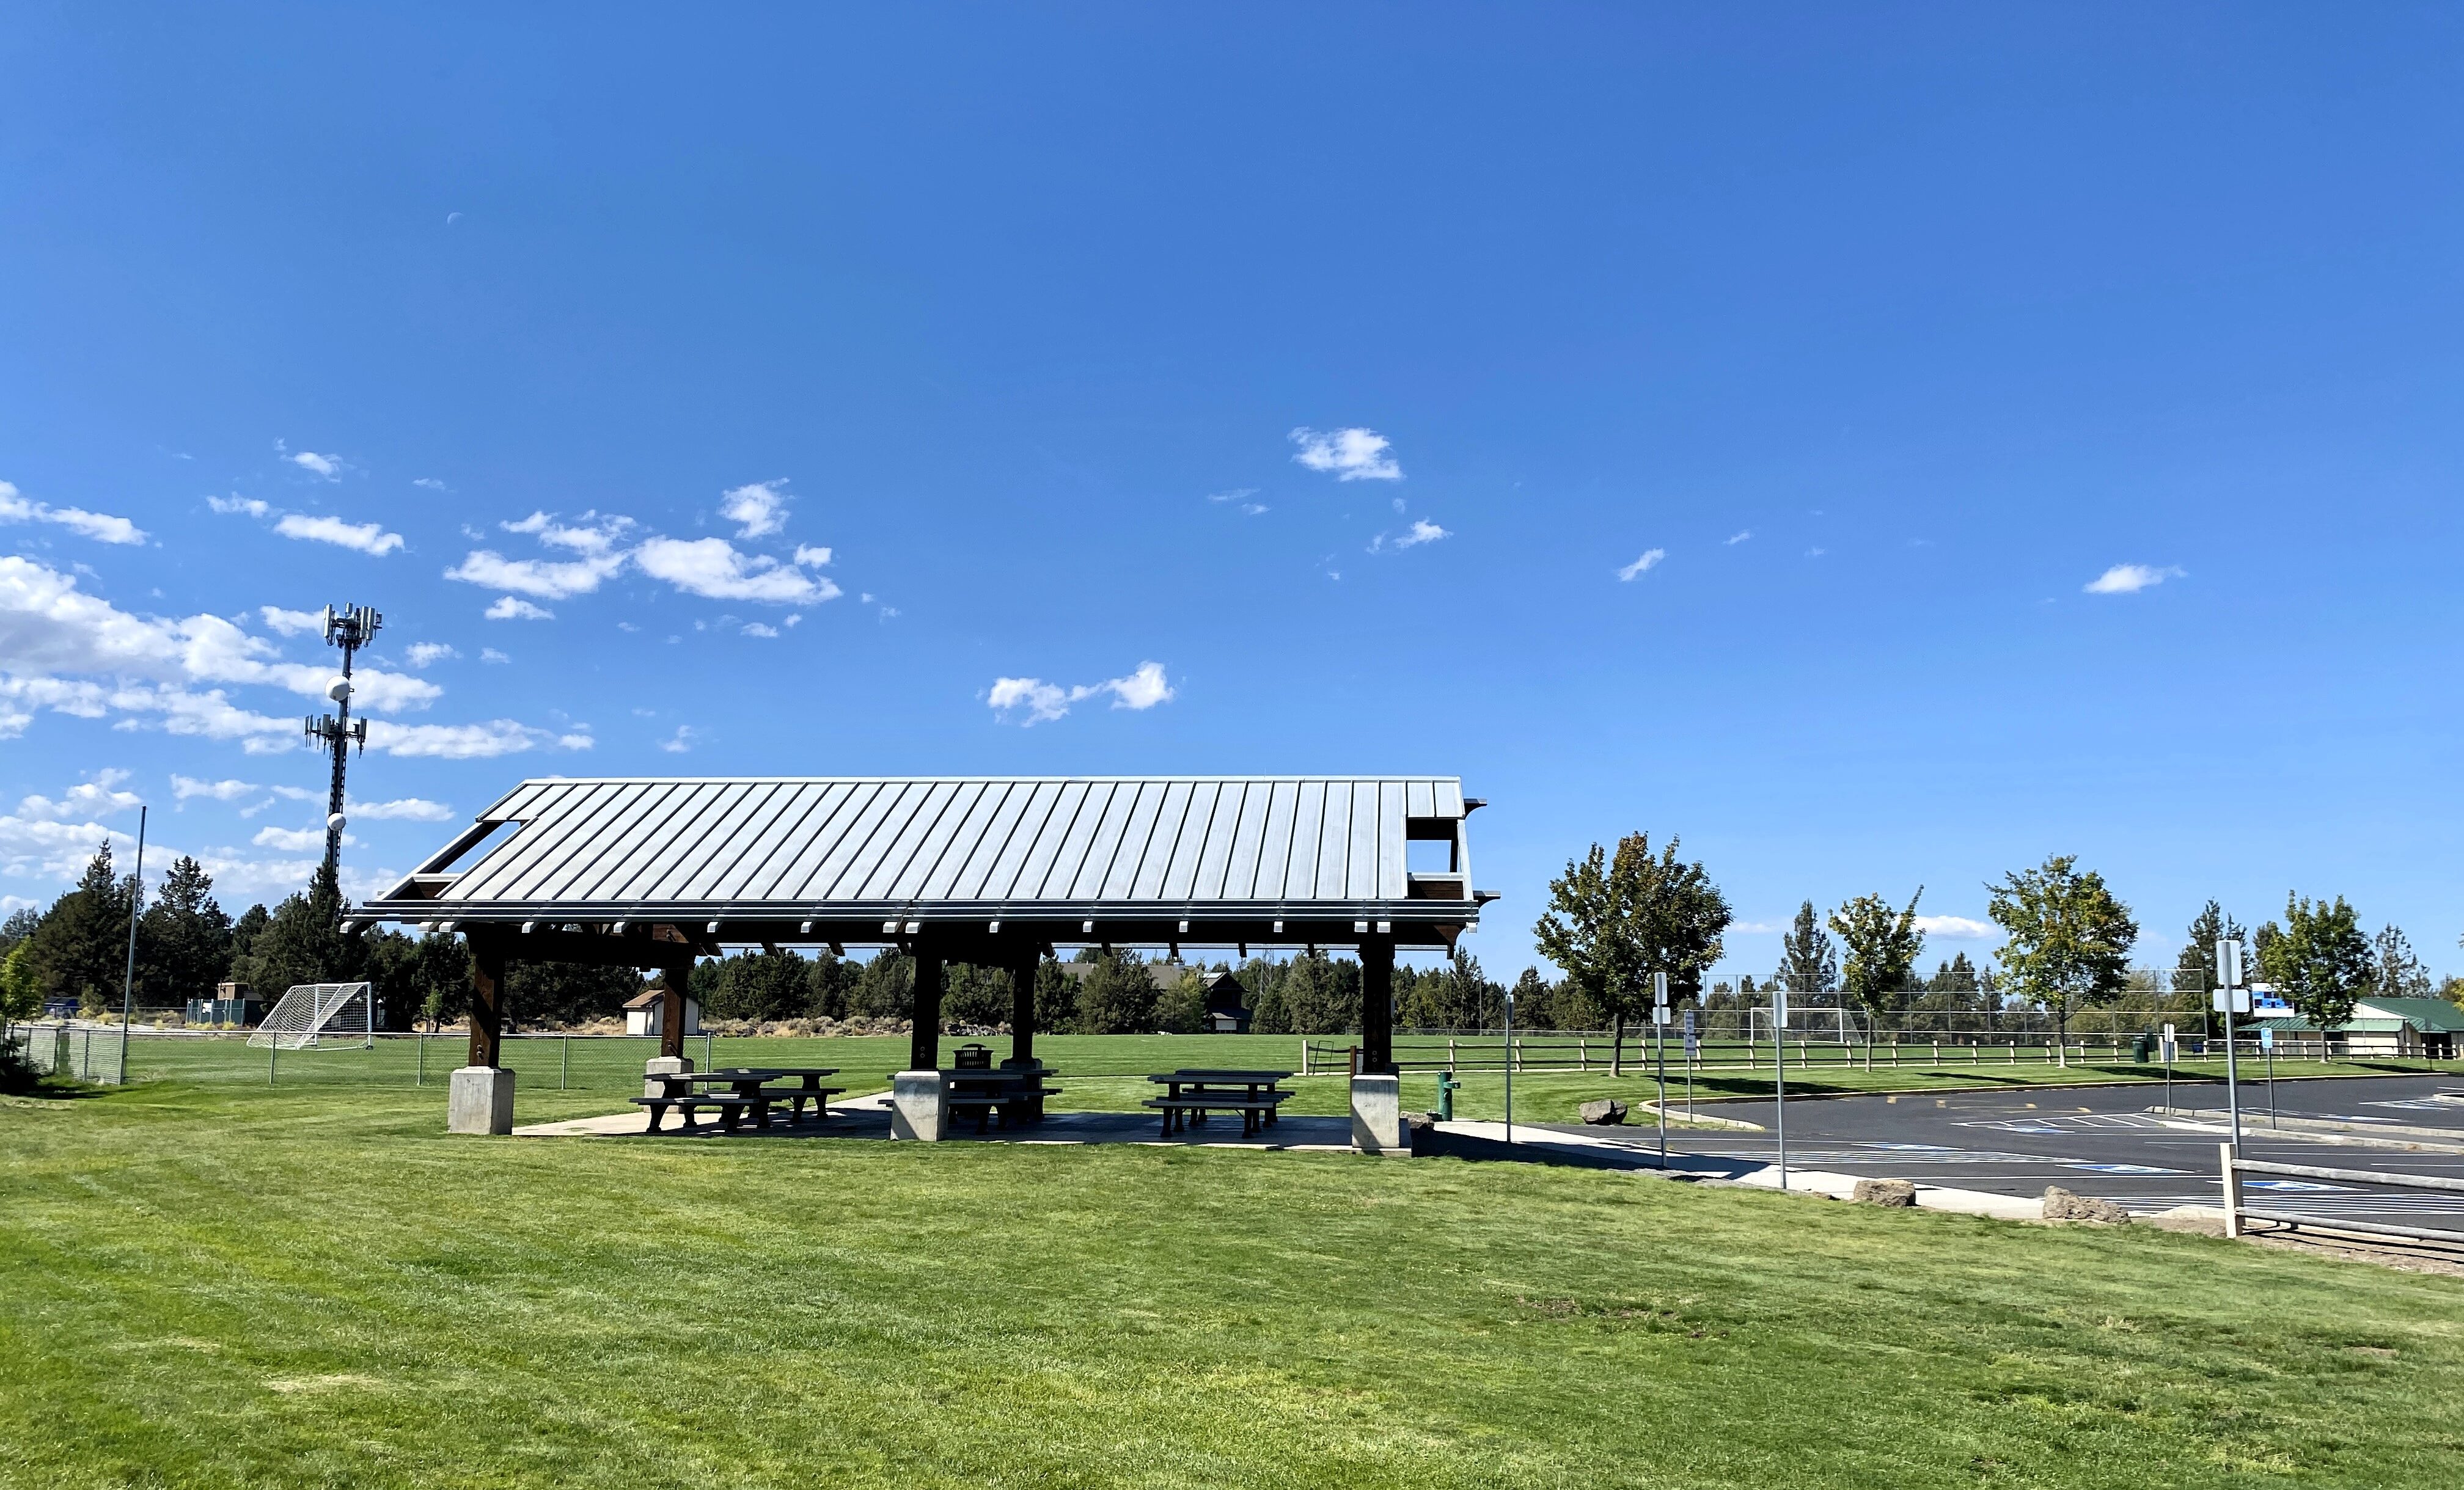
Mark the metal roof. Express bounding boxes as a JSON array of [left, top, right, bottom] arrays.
[[365, 776, 1486, 944]]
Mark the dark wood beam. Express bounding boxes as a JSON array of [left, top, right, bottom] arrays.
[[468, 937, 507, 1069]]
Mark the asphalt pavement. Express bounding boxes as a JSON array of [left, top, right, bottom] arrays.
[[1514, 1073, 2464, 1235]]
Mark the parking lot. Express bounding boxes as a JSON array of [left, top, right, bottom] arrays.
[[1503, 1073, 2464, 1236]]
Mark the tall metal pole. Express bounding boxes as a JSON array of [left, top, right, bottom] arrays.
[[2219, 938, 2244, 1155], [1502, 988, 1514, 1146], [306, 604, 380, 882], [1653, 970, 1669, 1170], [116, 805, 146, 1085], [1773, 981, 1790, 1191]]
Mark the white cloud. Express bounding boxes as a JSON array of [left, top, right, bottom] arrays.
[[2084, 563, 2185, 595], [988, 661, 1174, 725], [1393, 519, 1449, 549], [988, 677, 1071, 725], [208, 495, 271, 518], [364, 718, 592, 759], [742, 622, 780, 638], [1913, 915, 1998, 940], [448, 549, 622, 601], [290, 450, 342, 480], [404, 641, 458, 667], [720, 480, 790, 538], [172, 775, 257, 803], [502, 510, 634, 558], [1725, 530, 1752, 545], [268, 785, 316, 800], [1290, 426, 1402, 481], [16, 770, 142, 822], [635, 536, 837, 604], [1617, 549, 1667, 581], [0, 481, 147, 546], [258, 606, 324, 637], [485, 596, 554, 621], [348, 797, 455, 821], [659, 725, 697, 754], [413, 477, 448, 491], [252, 824, 345, 852], [792, 545, 831, 568], [274, 513, 405, 556], [480, 648, 510, 664]]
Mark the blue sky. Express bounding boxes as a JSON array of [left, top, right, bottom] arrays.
[[3, 5, 2460, 981]]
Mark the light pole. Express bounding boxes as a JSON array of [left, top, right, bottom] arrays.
[[115, 806, 146, 1084]]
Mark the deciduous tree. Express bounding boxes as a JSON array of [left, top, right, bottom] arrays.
[[2257, 894, 2373, 1035], [1986, 855, 2136, 1066], [1535, 832, 1728, 1074], [1830, 889, 1926, 1022]]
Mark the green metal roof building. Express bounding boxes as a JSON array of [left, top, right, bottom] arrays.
[[2253, 997, 2464, 1059]]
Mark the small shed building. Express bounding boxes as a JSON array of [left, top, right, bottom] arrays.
[[623, 988, 702, 1038], [2253, 997, 2464, 1059]]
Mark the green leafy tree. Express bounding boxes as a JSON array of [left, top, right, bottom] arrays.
[[506, 960, 645, 1027], [1985, 855, 2137, 1065], [708, 949, 813, 1023], [1830, 889, 1926, 1022], [1276, 951, 1358, 1036], [1157, 969, 1209, 1034], [1506, 966, 1555, 1031], [1534, 832, 1731, 1073], [1076, 948, 1159, 1033], [1773, 900, 1837, 1001], [1927, 954, 1979, 994], [2256, 894, 2374, 1035], [1, 941, 40, 1025], [225, 902, 271, 984], [136, 855, 232, 1007], [804, 951, 859, 1020], [941, 962, 1013, 1028]]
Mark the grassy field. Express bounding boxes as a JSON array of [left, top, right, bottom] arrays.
[[92, 1028, 2461, 1128], [6, 1076, 2464, 1488]]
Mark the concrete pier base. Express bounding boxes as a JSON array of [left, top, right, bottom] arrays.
[[890, 1070, 947, 1141], [449, 1066, 517, 1135], [1351, 1074, 1404, 1155], [644, 1054, 694, 1098]]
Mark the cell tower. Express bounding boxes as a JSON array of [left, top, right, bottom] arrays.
[[302, 603, 381, 881]]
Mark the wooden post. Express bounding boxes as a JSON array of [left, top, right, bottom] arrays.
[[1008, 952, 1038, 1066], [911, 943, 944, 1073], [1359, 935, 1395, 1075], [659, 960, 692, 1061], [468, 937, 505, 1069]]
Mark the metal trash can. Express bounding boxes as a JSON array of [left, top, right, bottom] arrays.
[[2130, 1034, 2151, 1064]]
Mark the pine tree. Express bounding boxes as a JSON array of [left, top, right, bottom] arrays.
[[1032, 957, 1079, 1031], [29, 841, 136, 1014], [137, 855, 232, 1006], [230, 864, 361, 1000], [1773, 900, 1837, 1001], [2370, 924, 2432, 999], [1076, 948, 1159, 1033]]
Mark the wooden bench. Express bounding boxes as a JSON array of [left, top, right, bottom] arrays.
[[629, 1093, 771, 1134], [1144, 1089, 1291, 1138]]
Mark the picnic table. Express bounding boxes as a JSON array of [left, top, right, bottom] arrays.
[[632, 1066, 845, 1133], [1143, 1069, 1294, 1138], [937, 1064, 1062, 1134]]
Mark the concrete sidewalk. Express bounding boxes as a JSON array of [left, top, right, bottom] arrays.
[[515, 1093, 1357, 1151]]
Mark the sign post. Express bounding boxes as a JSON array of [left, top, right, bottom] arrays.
[[1773, 983, 1790, 1192], [1652, 971, 1670, 1170], [2160, 1022, 2177, 1115], [2260, 1025, 2277, 1128], [2214, 940, 2248, 1153], [1682, 1006, 1699, 1118]]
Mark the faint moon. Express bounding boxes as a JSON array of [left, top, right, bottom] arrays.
[[446, 211, 462, 224]]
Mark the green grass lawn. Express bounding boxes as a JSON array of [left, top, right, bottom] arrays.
[[6, 1079, 2464, 1488]]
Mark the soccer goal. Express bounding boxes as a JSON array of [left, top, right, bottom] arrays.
[[247, 982, 376, 1050]]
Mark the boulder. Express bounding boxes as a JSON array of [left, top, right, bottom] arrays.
[[1852, 1178, 1918, 1208], [1577, 1098, 1629, 1126], [2042, 1186, 2130, 1224]]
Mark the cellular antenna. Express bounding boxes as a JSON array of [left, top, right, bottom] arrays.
[[303, 602, 381, 881]]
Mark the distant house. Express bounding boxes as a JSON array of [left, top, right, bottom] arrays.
[[1201, 970, 1252, 1034], [624, 990, 702, 1037], [2254, 997, 2464, 1059], [185, 981, 263, 1028]]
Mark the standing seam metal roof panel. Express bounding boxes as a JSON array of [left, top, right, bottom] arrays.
[[379, 776, 1476, 911]]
